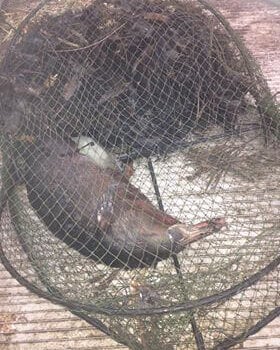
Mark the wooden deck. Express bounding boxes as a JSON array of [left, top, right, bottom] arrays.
[[0, 0, 279, 349]]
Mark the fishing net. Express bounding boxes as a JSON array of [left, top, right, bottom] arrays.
[[0, 0, 279, 349]]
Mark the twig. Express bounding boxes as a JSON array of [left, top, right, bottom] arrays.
[[54, 23, 126, 53]]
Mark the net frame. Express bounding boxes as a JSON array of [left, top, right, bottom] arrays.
[[0, 0, 279, 349]]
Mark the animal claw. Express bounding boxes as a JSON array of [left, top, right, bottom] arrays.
[[168, 217, 227, 247]]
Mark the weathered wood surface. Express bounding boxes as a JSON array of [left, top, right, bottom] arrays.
[[0, 1, 279, 349]]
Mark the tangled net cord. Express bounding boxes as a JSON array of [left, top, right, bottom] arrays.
[[0, 0, 279, 349]]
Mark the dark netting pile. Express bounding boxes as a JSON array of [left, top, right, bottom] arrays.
[[0, 0, 279, 349]]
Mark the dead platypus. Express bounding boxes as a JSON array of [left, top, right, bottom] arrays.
[[8, 133, 224, 269], [0, 98, 225, 269]]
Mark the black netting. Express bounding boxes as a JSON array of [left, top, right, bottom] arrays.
[[0, 0, 279, 349]]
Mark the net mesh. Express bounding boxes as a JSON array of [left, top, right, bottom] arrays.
[[0, 0, 279, 349]]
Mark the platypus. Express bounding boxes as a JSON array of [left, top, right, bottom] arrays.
[[12, 134, 224, 268], [1, 103, 226, 269]]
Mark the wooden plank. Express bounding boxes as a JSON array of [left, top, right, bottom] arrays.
[[0, 1, 279, 350]]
